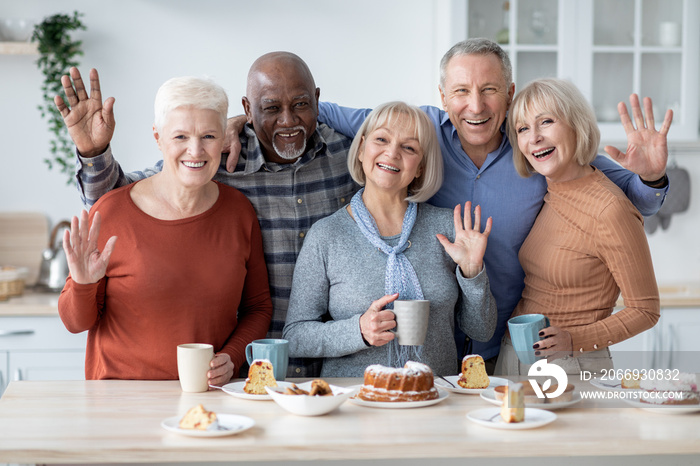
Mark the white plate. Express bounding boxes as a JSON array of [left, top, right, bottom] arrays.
[[221, 381, 294, 400], [590, 378, 640, 392], [623, 398, 700, 414], [467, 407, 557, 430], [434, 375, 509, 394], [265, 382, 358, 416], [161, 414, 255, 437], [480, 388, 583, 410], [349, 387, 449, 409]]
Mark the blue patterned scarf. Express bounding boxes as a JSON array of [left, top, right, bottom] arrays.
[[350, 189, 424, 366]]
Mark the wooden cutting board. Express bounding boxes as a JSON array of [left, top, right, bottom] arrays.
[[0, 212, 50, 286]]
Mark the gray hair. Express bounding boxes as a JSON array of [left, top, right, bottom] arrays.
[[154, 76, 229, 132], [439, 38, 513, 89], [347, 102, 443, 203], [507, 78, 600, 178]]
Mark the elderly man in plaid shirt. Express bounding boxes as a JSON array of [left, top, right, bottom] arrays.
[[61, 52, 358, 378]]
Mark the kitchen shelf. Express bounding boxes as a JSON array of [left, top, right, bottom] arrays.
[[0, 41, 38, 55]]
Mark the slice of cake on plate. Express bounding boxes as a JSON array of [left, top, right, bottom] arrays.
[[500, 383, 525, 423], [243, 359, 278, 394], [458, 354, 490, 389], [179, 404, 218, 430]]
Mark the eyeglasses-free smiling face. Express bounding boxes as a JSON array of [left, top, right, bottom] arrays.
[[515, 110, 587, 183], [439, 53, 514, 162], [359, 117, 424, 198], [243, 55, 320, 164], [154, 107, 224, 189]]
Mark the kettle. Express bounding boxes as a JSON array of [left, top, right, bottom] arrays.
[[36, 220, 72, 291]]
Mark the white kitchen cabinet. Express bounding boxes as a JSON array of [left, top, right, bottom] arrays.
[[611, 307, 700, 372], [0, 315, 86, 395], [655, 308, 700, 372], [461, 0, 700, 141], [8, 350, 85, 384]]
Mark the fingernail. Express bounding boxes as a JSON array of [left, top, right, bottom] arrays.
[[535, 351, 541, 356], [532, 344, 539, 349], [538, 331, 544, 336]]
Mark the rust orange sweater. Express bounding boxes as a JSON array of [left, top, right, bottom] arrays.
[[511, 169, 660, 352], [59, 182, 272, 380]]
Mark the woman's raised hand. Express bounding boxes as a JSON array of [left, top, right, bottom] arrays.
[[359, 293, 399, 347], [604, 94, 673, 183], [437, 201, 492, 278], [62, 210, 117, 285]]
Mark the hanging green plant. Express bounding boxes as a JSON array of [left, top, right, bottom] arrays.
[[32, 11, 86, 185]]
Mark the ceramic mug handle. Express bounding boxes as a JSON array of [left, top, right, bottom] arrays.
[[245, 343, 253, 365]]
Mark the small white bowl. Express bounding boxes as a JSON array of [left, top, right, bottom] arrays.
[[265, 382, 357, 416], [0, 18, 34, 42]]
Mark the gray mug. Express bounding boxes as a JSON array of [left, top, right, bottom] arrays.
[[392, 300, 430, 346]]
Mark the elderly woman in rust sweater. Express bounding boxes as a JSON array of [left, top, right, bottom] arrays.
[[495, 78, 669, 375], [57, 70, 272, 384]]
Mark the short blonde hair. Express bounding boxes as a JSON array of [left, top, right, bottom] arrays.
[[507, 78, 600, 178], [347, 102, 443, 203], [154, 76, 229, 133]]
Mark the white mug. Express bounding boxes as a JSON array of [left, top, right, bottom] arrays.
[[392, 300, 430, 346], [177, 343, 214, 392]]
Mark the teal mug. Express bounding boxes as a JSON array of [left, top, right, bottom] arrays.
[[507, 314, 550, 365], [245, 338, 289, 381]]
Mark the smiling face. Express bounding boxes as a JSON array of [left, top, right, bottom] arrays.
[[439, 53, 514, 162], [154, 106, 224, 188], [359, 116, 424, 198], [243, 53, 319, 164], [514, 109, 586, 183]]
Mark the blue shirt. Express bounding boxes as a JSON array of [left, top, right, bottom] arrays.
[[318, 102, 667, 360]]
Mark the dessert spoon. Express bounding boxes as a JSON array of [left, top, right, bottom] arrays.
[[435, 373, 456, 388]]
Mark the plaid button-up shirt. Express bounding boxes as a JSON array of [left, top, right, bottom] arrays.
[[76, 123, 358, 377]]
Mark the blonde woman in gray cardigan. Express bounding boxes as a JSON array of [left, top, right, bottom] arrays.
[[283, 102, 497, 377]]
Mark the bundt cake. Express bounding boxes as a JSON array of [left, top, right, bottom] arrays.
[[500, 383, 525, 423], [178, 404, 218, 430], [243, 359, 278, 394], [458, 354, 490, 389], [357, 361, 439, 402]]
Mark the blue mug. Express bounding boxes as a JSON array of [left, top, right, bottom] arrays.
[[507, 314, 550, 365], [245, 338, 289, 381]]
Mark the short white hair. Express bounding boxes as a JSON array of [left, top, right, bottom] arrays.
[[154, 76, 228, 132]]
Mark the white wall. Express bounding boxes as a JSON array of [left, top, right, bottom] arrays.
[[0, 0, 698, 284]]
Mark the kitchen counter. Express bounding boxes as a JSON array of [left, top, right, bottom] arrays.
[[0, 288, 60, 316], [0, 377, 698, 465], [2, 284, 700, 318]]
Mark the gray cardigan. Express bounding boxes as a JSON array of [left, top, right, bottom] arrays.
[[283, 203, 497, 377]]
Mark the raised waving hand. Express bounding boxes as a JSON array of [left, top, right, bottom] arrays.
[[437, 201, 492, 279], [62, 210, 117, 284], [604, 94, 673, 183], [54, 67, 115, 158]]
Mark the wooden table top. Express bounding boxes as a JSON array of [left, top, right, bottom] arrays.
[[0, 377, 699, 464]]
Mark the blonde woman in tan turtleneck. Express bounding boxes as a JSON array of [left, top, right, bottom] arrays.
[[495, 78, 671, 375]]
